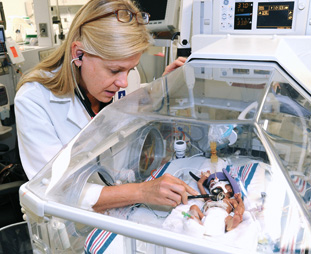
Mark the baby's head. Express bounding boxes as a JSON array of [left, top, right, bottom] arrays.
[[208, 178, 233, 198], [205, 169, 240, 198]]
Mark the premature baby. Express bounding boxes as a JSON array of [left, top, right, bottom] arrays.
[[185, 169, 245, 236]]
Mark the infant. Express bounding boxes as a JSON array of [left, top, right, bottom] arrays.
[[186, 169, 245, 236]]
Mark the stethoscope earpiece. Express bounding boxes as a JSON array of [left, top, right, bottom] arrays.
[[71, 53, 84, 62]]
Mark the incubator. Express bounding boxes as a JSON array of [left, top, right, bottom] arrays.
[[19, 56, 311, 253], [19, 0, 311, 252]]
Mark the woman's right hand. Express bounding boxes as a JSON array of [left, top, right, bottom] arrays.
[[139, 173, 198, 207]]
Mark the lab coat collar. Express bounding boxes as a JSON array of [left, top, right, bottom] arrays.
[[49, 92, 90, 130], [49, 92, 71, 102]]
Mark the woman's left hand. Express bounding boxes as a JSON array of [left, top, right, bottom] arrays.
[[162, 57, 187, 76]]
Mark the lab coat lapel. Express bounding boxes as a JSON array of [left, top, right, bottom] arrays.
[[67, 96, 91, 129], [49, 92, 90, 130]]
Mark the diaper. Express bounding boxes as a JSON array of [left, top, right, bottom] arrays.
[[202, 207, 228, 236]]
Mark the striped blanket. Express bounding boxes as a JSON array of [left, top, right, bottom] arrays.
[[84, 162, 170, 254]]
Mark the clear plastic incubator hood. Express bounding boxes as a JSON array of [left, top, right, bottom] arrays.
[[20, 59, 311, 254]]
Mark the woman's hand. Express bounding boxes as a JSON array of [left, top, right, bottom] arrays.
[[162, 57, 187, 76], [92, 173, 198, 212], [139, 173, 198, 207]]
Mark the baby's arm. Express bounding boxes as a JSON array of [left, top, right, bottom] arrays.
[[197, 171, 210, 201], [233, 193, 245, 219], [225, 193, 245, 231]]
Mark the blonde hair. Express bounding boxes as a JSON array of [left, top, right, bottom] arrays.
[[17, 0, 151, 95]]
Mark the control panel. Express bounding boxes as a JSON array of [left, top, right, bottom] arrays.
[[193, 0, 311, 35]]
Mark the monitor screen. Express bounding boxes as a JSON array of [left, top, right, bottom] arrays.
[[135, 0, 167, 21], [0, 26, 5, 54], [133, 0, 179, 32], [234, 2, 254, 30], [257, 2, 294, 29]]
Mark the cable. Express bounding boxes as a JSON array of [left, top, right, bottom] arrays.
[[128, 203, 169, 220], [137, 61, 148, 83], [70, 57, 85, 100], [170, 32, 180, 64]]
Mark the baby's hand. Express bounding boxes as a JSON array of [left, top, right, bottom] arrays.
[[234, 193, 243, 203], [198, 171, 210, 185], [201, 170, 211, 177]]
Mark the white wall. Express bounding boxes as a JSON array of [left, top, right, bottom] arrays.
[[1, 0, 28, 17], [1, 0, 33, 40]]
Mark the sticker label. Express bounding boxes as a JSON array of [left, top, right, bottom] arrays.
[[118, 90, 126, 99], [10, 47, 18, 58]]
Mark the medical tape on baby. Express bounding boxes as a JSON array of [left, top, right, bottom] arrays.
[[210, 181, 229, 193], [203, 201, 228, 211]]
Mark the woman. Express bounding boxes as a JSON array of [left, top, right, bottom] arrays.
[[15, 0, 195, 212]]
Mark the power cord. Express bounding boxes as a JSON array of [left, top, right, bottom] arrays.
[[170, 32, 180, 64]]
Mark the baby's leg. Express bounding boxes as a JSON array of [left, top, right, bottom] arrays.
[[189, 205, 204, 224]]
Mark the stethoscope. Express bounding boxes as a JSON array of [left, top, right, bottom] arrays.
[[70, 54, 113, 118], [70, 54, 114, 186], [70, 54, 97, 118]]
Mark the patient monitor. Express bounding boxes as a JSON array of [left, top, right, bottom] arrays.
[[192, 0, 311, 36]]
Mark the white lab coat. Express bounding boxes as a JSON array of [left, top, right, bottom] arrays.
[[14, 69, 141, 210], [15, 68, 142, 179], [15, 81, 90, 179], [15, 81, 103, 209]]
